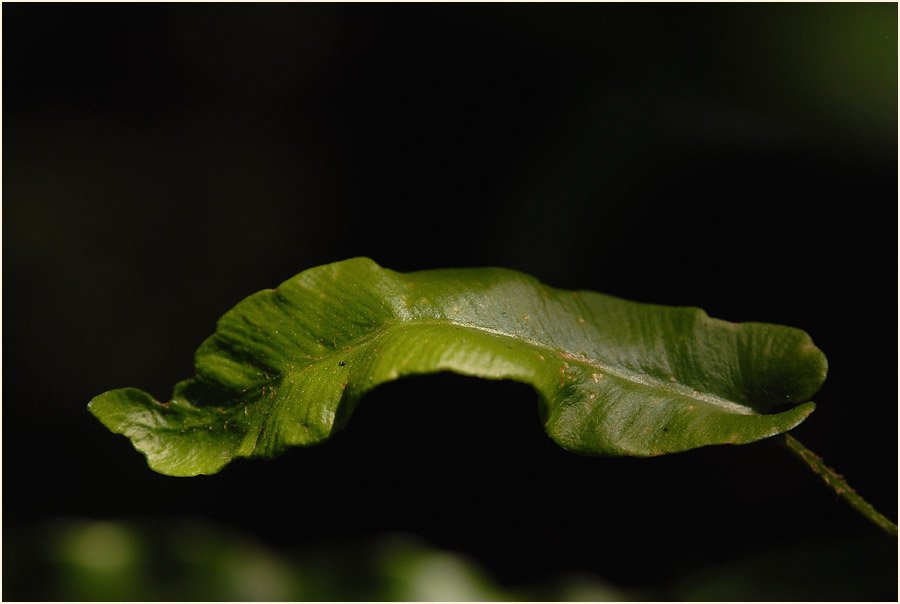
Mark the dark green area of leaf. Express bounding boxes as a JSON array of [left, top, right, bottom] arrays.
[[88, 258, 826, 476]]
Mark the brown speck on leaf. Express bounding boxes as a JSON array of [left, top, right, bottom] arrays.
[[157, 401, 170, 408], [559, 377, 565, 386], [341, 382, 348, 390], [577, 317, 585, 324], [216, 407, 226, 414], [687, 405, 695, 411], [538, 355, 544, 361], [591, 373, 602, 383]]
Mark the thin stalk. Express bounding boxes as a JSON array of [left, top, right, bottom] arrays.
[[783, 434, 897, 536]]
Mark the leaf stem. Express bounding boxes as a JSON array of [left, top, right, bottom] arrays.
[[783, 434, 897, 536]]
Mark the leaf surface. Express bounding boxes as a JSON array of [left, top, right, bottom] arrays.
[[88, 258, 826, 476]]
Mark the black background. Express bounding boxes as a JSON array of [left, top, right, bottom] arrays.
[[4, 3, 897, 599]]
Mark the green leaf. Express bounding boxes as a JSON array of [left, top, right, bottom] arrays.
[[88, 257, 826, 476]]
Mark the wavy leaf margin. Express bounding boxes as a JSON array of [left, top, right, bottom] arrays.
[[89, 258, 826, 476]]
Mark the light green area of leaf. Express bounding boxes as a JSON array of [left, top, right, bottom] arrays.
[[88, 257, 826, 476]]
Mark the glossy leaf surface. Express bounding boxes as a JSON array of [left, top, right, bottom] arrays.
[[89, 258, 826, 476]]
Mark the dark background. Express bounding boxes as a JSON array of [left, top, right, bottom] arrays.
[[4, 3, 897, 600]]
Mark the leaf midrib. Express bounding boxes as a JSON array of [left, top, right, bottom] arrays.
[[278, 313, 756, 416]]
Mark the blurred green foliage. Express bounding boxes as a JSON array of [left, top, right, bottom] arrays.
[[7, 518, 638, 601], [5, 517, 894, 601]]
